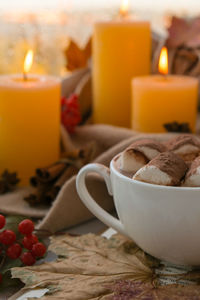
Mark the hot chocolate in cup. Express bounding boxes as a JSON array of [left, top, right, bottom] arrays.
[[76, 153, 200, 266]]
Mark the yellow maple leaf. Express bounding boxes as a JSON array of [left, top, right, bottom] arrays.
[[65, 38, 92, 71]]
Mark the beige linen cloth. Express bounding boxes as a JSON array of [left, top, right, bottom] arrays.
[[0, 124, 175, 233]]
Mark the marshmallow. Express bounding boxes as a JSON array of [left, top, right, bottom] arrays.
[[166, 135, 200, 162], [120, 139, 166, 174], [183, 156, 200, 187], [133, 152, 188, 186]]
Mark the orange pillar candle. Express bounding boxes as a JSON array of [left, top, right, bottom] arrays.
[[132, 47, 198, 133], [93, 0, 151, 128], [0, 50, 60, 185]]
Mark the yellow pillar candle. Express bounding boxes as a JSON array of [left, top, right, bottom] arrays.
[[93, 3, 151, 127], [132, 47, 198, 133], [0, 74, 61, 185], [132, 75, 198, 133]]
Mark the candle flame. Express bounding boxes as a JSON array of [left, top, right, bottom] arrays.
[[158, 47, 168, 75], [120, 0, 130, 17], [23, 49, 34, 74]]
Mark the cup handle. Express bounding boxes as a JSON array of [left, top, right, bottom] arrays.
[[76, 163, 127, 236]]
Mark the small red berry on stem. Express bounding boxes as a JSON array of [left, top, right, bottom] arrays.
[[6, 243, 22, 259], [22, 234, 38, 250], [21, 252, 36, 266], [32, 242, 46, 257], [18, 219, 34, 235], [0, 274, 2, 283], [0, 230, 16, 245], [61, 94, 81, 133], [0, 215, 6, 229]]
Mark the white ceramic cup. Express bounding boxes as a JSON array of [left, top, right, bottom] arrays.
[[76, 154, 200, 266]]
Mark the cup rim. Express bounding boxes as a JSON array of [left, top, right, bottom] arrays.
[[111, 153, 200, 191]]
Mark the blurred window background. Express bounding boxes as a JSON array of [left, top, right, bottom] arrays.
[[0, 0, 199, 76]]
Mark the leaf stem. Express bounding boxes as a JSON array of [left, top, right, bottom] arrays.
[[0, 254, 6, 271]]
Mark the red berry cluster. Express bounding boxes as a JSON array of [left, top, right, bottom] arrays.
[[0, 215, 46, 282], [18, 219, 46, 266], [61, 94, 81, 133]]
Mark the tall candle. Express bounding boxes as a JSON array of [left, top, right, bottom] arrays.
[[0, 52, 60, 185], [92, 1, 151, 127], [131, 47, 198, 133]]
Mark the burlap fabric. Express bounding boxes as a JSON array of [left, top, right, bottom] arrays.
[[0, 125, 175, 233]]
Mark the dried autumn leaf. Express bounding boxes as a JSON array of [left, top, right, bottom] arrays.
[[11, 234, 153, 300], [187, 18, 200, 48], [167, 16, 200, 48], [107, 280, 200, 299], [167, 17, 190, 48], [172, 49, 198, 75], [65, 38, 92, 71]]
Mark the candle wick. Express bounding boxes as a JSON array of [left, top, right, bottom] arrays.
[[23, 72, 28, 81], [163, 73, 168, 80], [159, 71, 168, 80]]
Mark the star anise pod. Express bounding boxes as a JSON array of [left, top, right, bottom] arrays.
[[163, 121, 192, 133], [24, 142, 96, 206], [0, 170, 20, 194]]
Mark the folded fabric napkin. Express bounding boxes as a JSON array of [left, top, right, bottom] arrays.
[[0, 124, 175, 233]]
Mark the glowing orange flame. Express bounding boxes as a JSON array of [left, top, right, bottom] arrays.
[[120, 0, 130, 17], [158, 47, 168, 75], [23, 49, 34, 75]]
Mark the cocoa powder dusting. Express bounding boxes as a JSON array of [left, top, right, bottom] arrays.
[[185, 156, 200, 178], [126, 149, 148, 164], [148, 152, 188, 185], [166, 135, 200, 151], [127, 139, 166, 155]]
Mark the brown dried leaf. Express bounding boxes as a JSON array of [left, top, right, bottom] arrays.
[[65, 38, 92, 71], [167, 17, 190, 48], [11, 234, 153, 300], [108, 280, 200, 299], [186, 18, 200, 48], [167, 16, 200, 48], [187, 49, 200, 76], [172, 49, 198, 75]]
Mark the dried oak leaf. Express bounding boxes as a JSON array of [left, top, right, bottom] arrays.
[[167, 16, 200, 48], [65, 38, 92, 71], [172, 48, 199, 75], [107, 280, 200, 300], [11, 234, 153, 300]]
